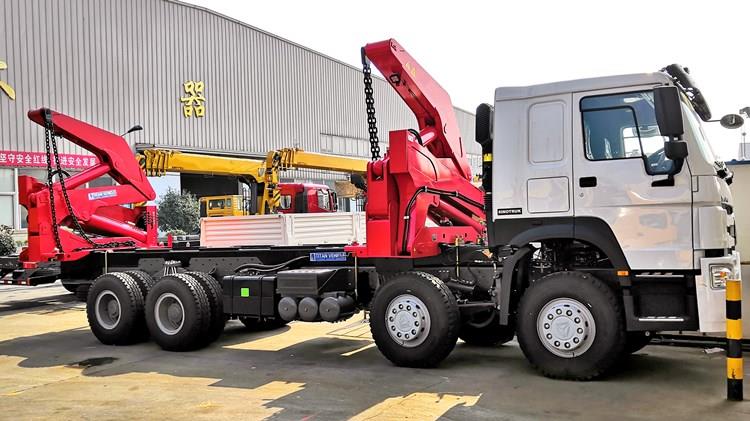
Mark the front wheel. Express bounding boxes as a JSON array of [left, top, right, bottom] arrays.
[[516, 271, 625, 380], [370, 271, 460, 368]]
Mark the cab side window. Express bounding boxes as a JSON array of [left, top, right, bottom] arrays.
[[582, 107, 639, 160], [581, 91, 674, 175]]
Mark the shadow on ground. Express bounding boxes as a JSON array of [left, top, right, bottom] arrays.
[[0, 293, 76, 314], [1, 314, 744, 420]]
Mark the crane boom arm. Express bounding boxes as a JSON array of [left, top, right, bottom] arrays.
[[138, 148, 367, 178], [138, 149, 265, 180], [139, 147, 368, 213], [347, 39, 485, 259], [363, 39, 472, 180], [273, 149, 368, 173]]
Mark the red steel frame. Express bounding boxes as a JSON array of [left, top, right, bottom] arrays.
[[346, 39, 485, 259], [19, 109, 160, 264], [17, 38, 483, 265]]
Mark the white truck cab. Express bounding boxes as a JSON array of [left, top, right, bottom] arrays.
[[475, 65, 740, 378]]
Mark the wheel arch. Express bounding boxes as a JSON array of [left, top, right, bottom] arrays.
[[504, 217, 629, 269], [496, 217, 630, 325]]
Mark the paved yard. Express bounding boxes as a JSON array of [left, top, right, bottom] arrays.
[[0, 283, 748, 420]]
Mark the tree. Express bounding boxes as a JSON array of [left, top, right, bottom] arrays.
[[0, 225, 15, 256], [157, 188, 200, 234]]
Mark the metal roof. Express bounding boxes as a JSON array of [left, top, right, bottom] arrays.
[[495, 72, 671, 101]]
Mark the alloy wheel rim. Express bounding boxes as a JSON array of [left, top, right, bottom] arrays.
[[536, 297, 596, 358], [385, 294, 431, 348]]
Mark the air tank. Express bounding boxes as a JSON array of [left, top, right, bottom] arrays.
[[277, 297, 298, 322], [297, 297, 319, 322], [319, 295, 356, 322]]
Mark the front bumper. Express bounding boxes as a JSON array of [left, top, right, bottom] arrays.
[[696, 250, 742, 332]]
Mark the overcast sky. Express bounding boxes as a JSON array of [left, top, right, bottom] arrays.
[[184, 0, 750, 160]]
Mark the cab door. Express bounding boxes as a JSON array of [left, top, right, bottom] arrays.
[[572, 88, 693, 270]]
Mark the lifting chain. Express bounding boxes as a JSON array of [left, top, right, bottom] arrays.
[[42, 110, 135, 252], [43, 115, 64, 253], [362, 60, 381, 161]]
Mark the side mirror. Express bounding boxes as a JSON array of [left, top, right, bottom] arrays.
[[475, 103, 493, 149], [719, 113, 744, 129], [654, 86, 684, 138], [331, 191, 339, 211], [664, 140, 688, 160]]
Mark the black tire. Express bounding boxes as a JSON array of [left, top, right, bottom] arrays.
[[516, 271, 626, 380], [239, 317, 288, 331], [145, 273, 212, 351], [370, 271, 460, 368], [624, 332, 652, 355], [75, 284, 90, 302], [184, 271, 226, 343], [86, 272, 147, 345], [459, 311, 515, 346], [124, 270, 156, 299]]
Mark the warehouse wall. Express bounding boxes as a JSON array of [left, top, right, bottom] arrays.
[[727, 161, 750, 262], [0, 0, 479, 229], [0, 0, 478, 159]]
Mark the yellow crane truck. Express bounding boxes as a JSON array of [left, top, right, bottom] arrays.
[[138, 148, 368, 215]]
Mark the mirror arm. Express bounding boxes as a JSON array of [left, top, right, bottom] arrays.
[[651, 155, 684, 187], [651, 175, 675, 187]]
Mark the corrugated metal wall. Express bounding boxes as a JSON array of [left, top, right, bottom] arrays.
[[0, 0, 479, 171]]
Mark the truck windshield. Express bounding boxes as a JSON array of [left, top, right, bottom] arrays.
[[317, 190, 331, 211], [208, 199, 228, 209], [681, 100, 717, 164]]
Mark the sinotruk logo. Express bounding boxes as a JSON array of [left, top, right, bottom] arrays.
[[0, 60, 15, 100]]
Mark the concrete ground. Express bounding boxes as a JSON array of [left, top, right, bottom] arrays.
[[0, 283, 748, 420]]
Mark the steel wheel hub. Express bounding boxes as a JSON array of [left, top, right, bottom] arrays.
[[95, 290, 121, 330], [155, 293, 185, 335], [385, 294, 431, 348], [537, 298, 596, 358]]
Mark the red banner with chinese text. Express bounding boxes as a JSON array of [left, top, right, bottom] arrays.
[[0, 150, 98, 169]]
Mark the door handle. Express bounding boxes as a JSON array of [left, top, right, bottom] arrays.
[[579, 177, 597, 188]]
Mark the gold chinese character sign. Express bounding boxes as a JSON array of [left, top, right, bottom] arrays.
[[0, 60, 15, 100], [180, 80, 205, 118]]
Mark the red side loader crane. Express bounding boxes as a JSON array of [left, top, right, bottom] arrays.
[[19, 109, 160, 264], [347, 39, 484, 258]]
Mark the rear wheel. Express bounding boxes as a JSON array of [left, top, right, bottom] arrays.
[[459, 311, 515, 346], [145, 274, 211, 351], [124, 270, 156, 298], [184, 271, 226, 343], [370, 271, 460, 368], [86, 272, 147, 345], [516, 271, 625, 380]]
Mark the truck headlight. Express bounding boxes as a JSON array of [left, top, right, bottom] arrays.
[[709, 264, 733, 289]]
